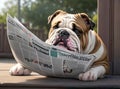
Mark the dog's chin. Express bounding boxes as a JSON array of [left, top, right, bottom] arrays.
[[53, 39, 78, 52], [56, 44, 77, 52]]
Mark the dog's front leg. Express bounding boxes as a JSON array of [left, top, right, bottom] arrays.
[[78, 66, 106, 81], [9, 63, 32, 76]]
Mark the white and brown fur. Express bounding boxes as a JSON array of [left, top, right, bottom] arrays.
[[9, 10, 109, 81]]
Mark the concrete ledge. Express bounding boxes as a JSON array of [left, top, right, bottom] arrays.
[[0, 59, 120, 89]]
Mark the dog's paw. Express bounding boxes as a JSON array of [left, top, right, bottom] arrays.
[[78, 69, 98, 81], [9, 63, 32, 76], [78, 66, 105, 81]]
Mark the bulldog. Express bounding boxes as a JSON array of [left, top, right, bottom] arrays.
[[9, 10, 109, 81]]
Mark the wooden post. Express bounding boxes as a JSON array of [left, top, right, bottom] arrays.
[[18, 0, 21, 21], [113, 0, 120, 75], [98, 0, 120, 75]]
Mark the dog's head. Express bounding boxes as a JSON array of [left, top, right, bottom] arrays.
[[46, 10, 95, 53]]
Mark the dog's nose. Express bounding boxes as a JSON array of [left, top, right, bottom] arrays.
[[59, 30, 70, 39]]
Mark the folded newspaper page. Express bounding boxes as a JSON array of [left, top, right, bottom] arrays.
[[7, 15, 96, 78]]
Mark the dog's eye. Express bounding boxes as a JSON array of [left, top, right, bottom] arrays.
[[72, 24, 83, 36], [54, 24, 59, 29], [53, 22, 60, 29]]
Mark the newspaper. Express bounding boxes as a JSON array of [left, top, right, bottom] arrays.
[[7, 15, 96, 78]]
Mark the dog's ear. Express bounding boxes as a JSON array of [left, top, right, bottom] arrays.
[[48, 10, 66, 24], [80, 13, 95, 30]]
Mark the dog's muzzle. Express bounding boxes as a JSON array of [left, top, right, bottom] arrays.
[[46, 28, 81, 53], [53, 30, 70, 50], [58, 30, 70, 39]]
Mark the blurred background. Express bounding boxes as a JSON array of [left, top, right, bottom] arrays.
[[0, 0, 97, 58], [0, 0, 97, 33]]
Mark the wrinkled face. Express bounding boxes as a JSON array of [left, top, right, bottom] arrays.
[[46, 10, 95, 53]]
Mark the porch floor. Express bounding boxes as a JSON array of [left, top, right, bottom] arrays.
[[0, 59, 120, 89]]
